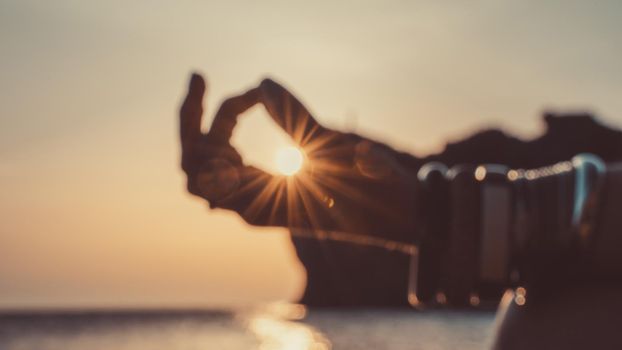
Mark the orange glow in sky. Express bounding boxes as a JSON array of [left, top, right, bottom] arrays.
[[1, 0, 621, 309]]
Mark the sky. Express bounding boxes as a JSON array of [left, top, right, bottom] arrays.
[[1, 0, 621, 308]]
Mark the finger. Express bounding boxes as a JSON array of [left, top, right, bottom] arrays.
[[259, 78, 327, 146], [194, 158, 241, 202], [180, 73, 207, 155], [186, 142, 243, 199], [207, 87, 260, 145], [196, 142, 243, 166]]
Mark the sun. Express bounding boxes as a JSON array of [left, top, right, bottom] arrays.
[[275, 146, 304, 176]]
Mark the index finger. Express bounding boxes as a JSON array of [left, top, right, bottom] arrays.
[[207, 87, 261, 145], [180, 73, 207, 156], [259, 78, 328, 147]]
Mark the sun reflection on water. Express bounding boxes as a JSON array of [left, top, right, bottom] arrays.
[[247, 303, 331, 350]]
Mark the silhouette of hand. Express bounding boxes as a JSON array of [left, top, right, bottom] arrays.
[[180, 73, 418, 242]]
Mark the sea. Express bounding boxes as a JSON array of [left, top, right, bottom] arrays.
[[0, 304, 496, 349]]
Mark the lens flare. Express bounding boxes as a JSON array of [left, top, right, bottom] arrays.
[[275, 146, 304, 175]]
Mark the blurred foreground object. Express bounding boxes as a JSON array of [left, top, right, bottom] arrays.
[[490, 160, 622, 350], [493, 286, 622, 349]]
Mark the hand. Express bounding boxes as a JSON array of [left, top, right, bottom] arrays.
[[180, 73, 419, 242]]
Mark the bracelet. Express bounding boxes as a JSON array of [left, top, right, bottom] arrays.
[[409, 153, 607, 308]]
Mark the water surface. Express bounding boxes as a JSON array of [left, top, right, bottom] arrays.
[[0, 305, 495, 349]]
